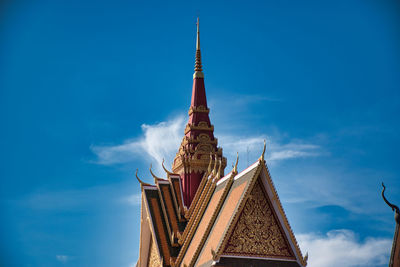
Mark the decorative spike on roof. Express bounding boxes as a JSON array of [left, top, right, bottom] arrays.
[[193, 17, 204, 79]]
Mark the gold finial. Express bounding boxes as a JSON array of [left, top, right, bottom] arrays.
[[196, 17, 200, 51], [233, 152, 239, 174], [216, 158, 222, 179], [211, 155, 218, 177], [149, 164, 162, 183], [193, 17, 204, 79], [304, 252, 309, 266], [162, 158, 174, 175], [259, 140, 266, 162], [135, 169, 150, 187], [207, 152, 213, 174]]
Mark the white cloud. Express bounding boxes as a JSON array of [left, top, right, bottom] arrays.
[[91, 116, 185, 171], [120, 193, 142, 206], [297, 230, 391, 267], [56, 255, 70, 264], [91, 116, 321, 171]]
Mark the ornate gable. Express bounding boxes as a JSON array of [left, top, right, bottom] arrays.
[[148, 237, 162, 267], [223, 179, 294, 259]]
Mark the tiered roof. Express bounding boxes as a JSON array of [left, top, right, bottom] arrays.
[[136, 19, 306, 267], [137, 147, 307, 267]]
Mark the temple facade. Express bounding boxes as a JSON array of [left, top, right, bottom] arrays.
[[136, 19, 307, 267]]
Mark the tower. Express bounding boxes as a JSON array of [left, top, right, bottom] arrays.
[[136, 19, 307, 267], [172, 18, 226, 207]]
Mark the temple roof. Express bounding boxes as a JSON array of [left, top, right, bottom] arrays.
[[136, 19, 305, 267], [137, 147, 307, 267]]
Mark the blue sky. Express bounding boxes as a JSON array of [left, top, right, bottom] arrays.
[[1, 0, 400, 266]]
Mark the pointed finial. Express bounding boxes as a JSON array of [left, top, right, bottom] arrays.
[[216, 157, 222, 179], [304, 252, 309, 265], [233, 152, 239, 174], [382, 182, 400, 214], [136, 169, 150, 187], [162, 158, 174, 175], [196, 17, 200, 51], [149, 164, 162, 183], [259, 140, 266, 162], [193, 17, 204, 79], [211, 155, 218, 177], [207, 152, 213, 174]]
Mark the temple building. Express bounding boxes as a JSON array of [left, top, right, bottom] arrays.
[[136, 19, 307, 267]]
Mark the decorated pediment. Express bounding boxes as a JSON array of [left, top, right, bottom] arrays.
[[223, 179, 295, 259]]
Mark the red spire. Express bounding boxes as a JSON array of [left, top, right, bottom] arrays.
[[172, 18, 226, 208]]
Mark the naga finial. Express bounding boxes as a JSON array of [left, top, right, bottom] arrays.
[[161, 159, 173, 175], [259, 139, 266, 162], [150, 164, 163, 183], [233, 152, 239, 174], [135, 169, 150, 187], [303, 252, 309, 266], [211, 155, 218, 177], [216, 157, 223, 179], [382, 182, 400, 214], [207, 152, 213, 175]]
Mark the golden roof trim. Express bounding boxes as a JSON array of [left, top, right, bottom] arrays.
[[214, 161, 263, 259], [188, 105, 210, 115], [261, 163, 305, 266], [176, 174, 218, 265], [186, 153, 214, 219], [188, 165, 239, 266]]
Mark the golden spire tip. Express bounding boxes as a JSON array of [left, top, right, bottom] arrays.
[[193, 17, 204, 79]]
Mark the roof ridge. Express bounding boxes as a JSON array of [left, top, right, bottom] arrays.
[[261, 163, 305, 266]]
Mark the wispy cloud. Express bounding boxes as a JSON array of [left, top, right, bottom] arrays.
[[120, 193, 142, 206], [56, 255, 70, 264], [90, 116, 185, 172], [91, 116, 321, 171], [297, 230, 391, 267]]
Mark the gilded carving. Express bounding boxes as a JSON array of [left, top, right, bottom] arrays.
[[195, 143, 212, 153], [188, 105, 210, 115], [148, 238, 161, 267], [223, 180, 293, 258], [198, 133, 210, 142], [184, 123, 214, 134], [197, 121, 209, 127]]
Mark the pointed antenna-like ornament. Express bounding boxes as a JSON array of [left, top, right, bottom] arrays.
[[303, 252, 309, 266], [211, 155, 218, 177], [259, 140, 266, 162], [382, 182, 400, 214], [193, 17, 204, 79], [136, 169, 150, 187], [207, 152, 213, 174], [149, 164, 162, 183], [162, 158, 174, 175], [232, 152, 239, 174], [216, 157, 222, 179]]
